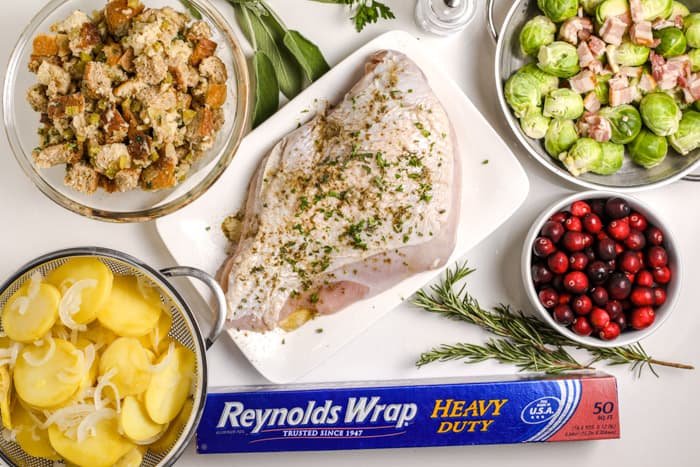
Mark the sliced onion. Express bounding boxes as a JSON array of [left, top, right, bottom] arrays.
[[58, 279, 97, 331], [76, 408, 116, 443], [94, 368, 121, 413], [57, 347, 86, 384], [23, 339, 56, 367], [133, 423, 170, 446], [40, 403, 93, 431], [10, 272, 44, 316], [1, 428, 17, 443], [148, 341, 175, 373]]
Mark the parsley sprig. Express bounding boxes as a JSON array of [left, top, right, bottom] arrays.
[[311, 0, 396, 32]]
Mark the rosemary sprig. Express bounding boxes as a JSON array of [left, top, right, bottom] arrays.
[[413, 263, 694, 377]]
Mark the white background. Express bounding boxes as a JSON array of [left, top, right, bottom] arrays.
[[1, 1, 698, 466]]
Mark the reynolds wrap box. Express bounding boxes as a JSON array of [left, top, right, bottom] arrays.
[[196, 372, 619, 453]]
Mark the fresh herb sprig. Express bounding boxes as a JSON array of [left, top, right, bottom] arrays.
[[413, 263, 694, 377], [311, 0, 396, 32]]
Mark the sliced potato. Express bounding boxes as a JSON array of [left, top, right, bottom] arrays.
[[114, 446, 144, 467], [97, 275, 161, 337], [48, 417, 134, 467], [14, 339, 83, 408], [81, 321, 118, 349], [0, 366, 13, 429], [145, 345, 195, 424], [2, 281, 60, 343], [14, 403, 61, 460], [149, 397, 193, 454], [139, 310, 172, 354], [47, 257, 113, 325], [120, 395, 165, 442], [99, 337, 152, 398]]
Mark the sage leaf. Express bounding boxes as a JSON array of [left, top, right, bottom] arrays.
[[283, 30, 330, 82], [252, 51, 279, 128], [178, 0, 203, 20]]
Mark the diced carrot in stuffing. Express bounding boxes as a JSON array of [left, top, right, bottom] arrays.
[[205, 83, 227, 108], [105, 0, 144, 37], [32, 34, 59, 56], [190, 38, 217, 66], [47, 93, 85, 119]]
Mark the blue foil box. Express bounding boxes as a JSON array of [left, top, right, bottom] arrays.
[[196, 372, 619, 453]]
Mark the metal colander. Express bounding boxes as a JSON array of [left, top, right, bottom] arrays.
[[0, 247, 226, 467]]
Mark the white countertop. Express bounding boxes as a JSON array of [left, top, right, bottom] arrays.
[[1, 1, 698, 466]]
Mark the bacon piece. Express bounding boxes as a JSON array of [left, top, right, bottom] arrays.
[[583, 92, 602, 113], [599, 17, 627, 46], [559, 16, 594, 45], [578, 42, 596, 68], [650, 51, 666, 81], [578, 113, 612, 142], [588, 36, 607, 57], [674, 15, 684, 29], [652, 18, 678, 30], [616, 11, 632, 26], [630, 0, 645, 23], [639, 72, 657, 93], [679, 73, 700, 103], [619, 66, 643, 78], [570, 70, 597, 94], [608, 75, 637, 106], [630, 21, 655, 46], [579, 29, 592, 41]]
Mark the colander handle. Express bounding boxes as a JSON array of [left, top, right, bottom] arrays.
[[683, 173, 700, 181], [487, 0, 499, 43], [160, 266, 226, 350]]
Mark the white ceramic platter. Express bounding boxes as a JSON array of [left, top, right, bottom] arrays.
[[155, 30, 530, 383]]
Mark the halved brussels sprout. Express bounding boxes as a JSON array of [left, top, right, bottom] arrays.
[[596, 0, 630, 25], [670, 1, 690, 18], [521, 110, 552, 138], [668, 109, 700, 155], [520, 15, 557, 57], [520, 63, 561, 95], [581, 0, 605, 14], [684, 13, 700, 48], [689, 48, 700, 72], [615, 41, 650, 66], [537, 0, 579, 22], [639, 0, 673, 21], [640, 92, 682, 136], [559, 138, 603, 176], [594, 73, 612, 105], [629, 128, 668, 167], [544, 119, 579, 157], [591, 142, 625, 174], [544, 88, 585, 119], [599, 104, 643, 143], [537, 41, 580, 78], [505, 69, 543, 118], [653, 27, 687, 57]]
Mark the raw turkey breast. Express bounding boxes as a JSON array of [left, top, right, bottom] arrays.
[[221, 50, 461, 331]]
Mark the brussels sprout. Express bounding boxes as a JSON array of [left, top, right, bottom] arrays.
[[639, 0, 673, 20], [594, 74, 612, 105], [520, 16, 557, 57], [537, 0, 579, 22], [543, 88, 585, 119], [537, 41, 580, 78], [581, 0, 605, 14], [668, 110, 700, 155], [615, 41, 650, 66], [684, 13, 700, 48], [596, 0, 630, 25], [544, 119, 579, 157], [653, 27, 687, 57], [505, 69, 543, 118], [689, 48, 700, 72], [599, 104, 643, 144], [670, 1, 690, 18], [520, 63, 561, 95], [559, 138, 603, 176], [591, 142, 625, 174], [640, 92, 682, 136], [629, 128, 668, 167], [521, 110, 552, 139]]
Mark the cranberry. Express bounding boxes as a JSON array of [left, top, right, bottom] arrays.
[[570, 200, 591, 217], [605, 300, 623, 319], [549, 211, 568, 223], [532, 264, 553, 285], [607, 273, 632, 300], [645, 226, 664, 246], [553, 304, 575, 325], [563, 271, 589, 294], [547, 251, 569, 274], [636, 270, 654, 288], [624, 229, 646, 251], [538, 288, 559, 309], [569, 252, 589, 271], [551, 274, 564, 291], [590, 199, 606, 219], [533, 237, 556, 258], [582, 213, 603, 233], [572, 317, 593, 336], [646, 246, 668, 268], [584, 247, 596, 262], [613, 313, 627, 330], [590, 286, 609, 307], [541, 220, 565, 243], [596, 238, 617, 261], [599, 322, 621, 340], [562, 231, 586, 252], [558, 293, 572, 305], [586, 261, 609, 284], [564, 216, 583, 232], [629, 212, 647, 231], [581, 233, 593, 248], [619, 251, 643, 274], [605, 197, 631, 219], [624, 271, 636, 284], [652, 266, 672, 284], [597, 231, 609, 241], [614, 242, 625, 256], [653, 287, 667, 306], [630, 287, 654, 306], [572, 295, 593, 315], [630, 306, 655, 330], [590, 307, 611, 329], [606, 259, 617, 272], [607, 220, 630, 241]]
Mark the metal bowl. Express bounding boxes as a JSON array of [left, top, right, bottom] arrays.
[[488, 0, 700, 191]]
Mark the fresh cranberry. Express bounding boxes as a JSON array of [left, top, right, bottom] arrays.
[[532, 263, 553, 285], [553, 304, 575, 325], [572, 317, 593, 336], [563, 271, 589, 294], [590, 307, 611, 329], [533, 237, 556, 257], [564, 216, 583, 232], [572, 295, 593, 315], [630, 287, 655, 306], [597, 231, 609, 241], [571, 200, 591, 217], [652, 266, 672, 284], [541, 220, 565, 243], [624, 271, 636, 284], [582, 213, 603, 233], [558, 292, 572, 304], [596, 237, 617, 261], [551, 274, 564, 291], [628, 212, 647, 231], [547, 252, 569, 274], [630, 306, 655, 330], [619, 251, 642, 274], [607, 220, 630, 241], [605, 197, 631, 219], [599, 322, 621, 340], [581, 233, 593, 248], [646, 246, 668, 268], [614, 242, 625, 256], [653, 287, 667, 306], [538, 288, 559, 309], [584, 247, 596, 262], [606, 259, 617, 272], [590, 199, 606, 218], [645, 226, 664, 246], [586, 260, 609, 284], [607, 273, 632, 300], [605, 300, 623, 319], [636, 270, 654, 288], [613, 313, 627, 330], [562, 231, 586, 252], [624, 229, 646, 251], [569, 252, 589, 271], [549, 211, 569, 223], [590, 286, 609, 307]]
